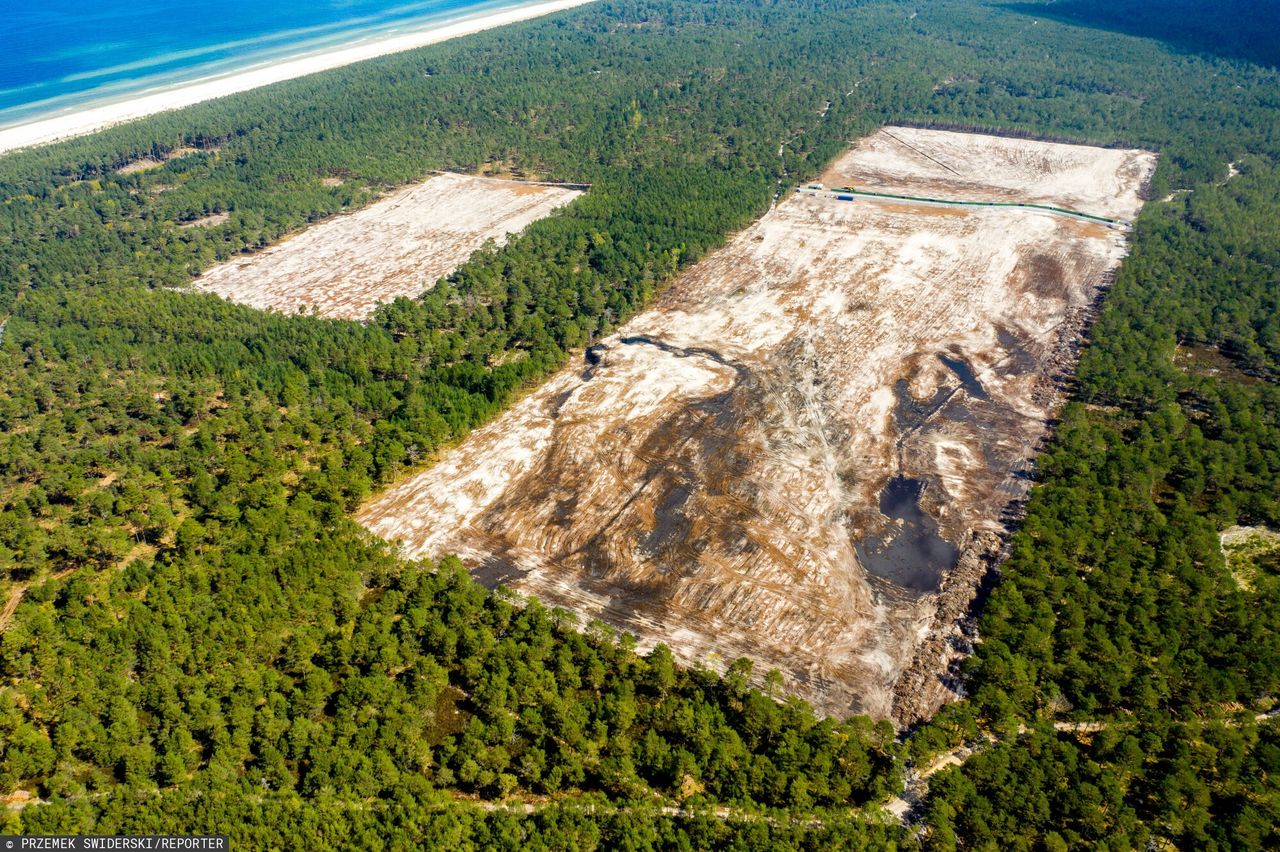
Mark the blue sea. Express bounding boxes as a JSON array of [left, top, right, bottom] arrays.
[[0, 0, 514, 128]]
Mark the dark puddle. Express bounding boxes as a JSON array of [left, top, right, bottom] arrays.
[[581, 344, 608, 380], [584, 336, 748, 382], [894, 353, 992, 435], [854, 476, 958, 595], [938, 353, 990, 400], [619, 335, 748, 377]]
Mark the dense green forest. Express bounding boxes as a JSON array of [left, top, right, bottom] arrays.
[[2, 0, 1279, 847], [917, 159, 1280, 850]]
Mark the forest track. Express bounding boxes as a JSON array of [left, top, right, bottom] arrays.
[[885, 706, 1280, 825], [1, 568, 79, 633], [0, 584, 23, 632]]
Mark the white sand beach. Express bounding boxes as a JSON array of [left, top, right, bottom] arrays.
[[0, 0, 596, 156]]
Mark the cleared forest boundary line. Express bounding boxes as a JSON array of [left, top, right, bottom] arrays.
[[797, 187, 1131, 228], [5, 784, 866, 832], [431, 169, 593, 191], [884, 706, 1280, 824], [20, 709, 1274, 824]]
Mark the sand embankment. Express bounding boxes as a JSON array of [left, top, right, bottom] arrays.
[[0, 0, 596, 156]]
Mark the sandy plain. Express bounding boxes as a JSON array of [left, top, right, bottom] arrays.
[[825, 127, 1153, 220], [359, 129, 1156, 721], [192, 172, 582, 320]]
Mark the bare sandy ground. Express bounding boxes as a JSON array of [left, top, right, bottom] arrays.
[[0, 0, 597, 155], [1221, 524, 1280, 591], [824, 127, 1156, 220], [359, 129, 1155, 720], [193, 172, 581, 320]]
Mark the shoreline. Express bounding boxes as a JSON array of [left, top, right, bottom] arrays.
[[0, 0, 596, 157]]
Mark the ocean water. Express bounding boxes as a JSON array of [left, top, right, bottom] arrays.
[[0, 0, 509, 128]]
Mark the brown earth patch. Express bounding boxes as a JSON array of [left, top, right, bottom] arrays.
[[117, 146, 203, 175], [360, 130, 1155, 722]]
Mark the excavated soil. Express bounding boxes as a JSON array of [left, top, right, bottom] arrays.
[[192, 172, 581, 320], [359, 129, 1156, 722], [823, 126, 1154, 220]]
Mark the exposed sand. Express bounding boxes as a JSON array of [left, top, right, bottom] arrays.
[[359, 129, 1156, 720], [1221, 525, 1280, 591], [823, 127, 1156, 220], [180, 212, 230, 229], [193, 172, 581, 319], [0, 0, 597, 156]]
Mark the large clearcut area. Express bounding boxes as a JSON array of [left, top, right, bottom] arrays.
[[359, 128, 1157, 722], [193, 172, 582, 320]]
